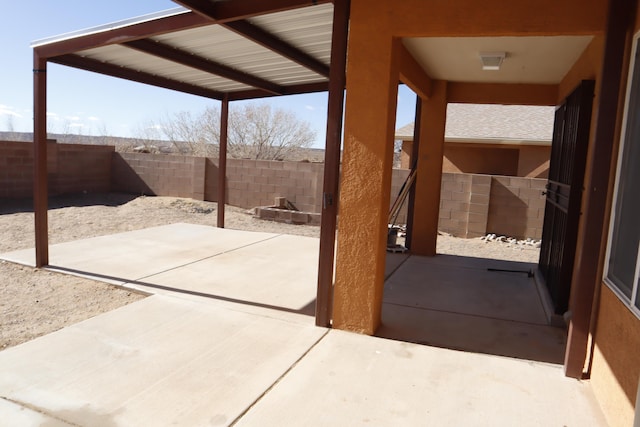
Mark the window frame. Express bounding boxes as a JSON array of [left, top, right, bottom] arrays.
[[604, 30, 640, 319]]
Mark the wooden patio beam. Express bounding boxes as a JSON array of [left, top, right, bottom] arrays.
[[174, 0, 332, 23], [50, 54, 224, 100], [34, 11, 211, 60], [404, 96, 422, 249], [316, 0, 350, 328], [227, 81, 329, 100], [125, 39, 283, 95], [174, 0, 331, 77], [222, 20, 330, 78], [564, 0, 638, 379], [447, 82, 558, 106], [218, 95, 229, 229], [33, 54, 49, 268]]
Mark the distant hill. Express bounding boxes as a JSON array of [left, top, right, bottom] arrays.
[[0, 131, 327, 162]]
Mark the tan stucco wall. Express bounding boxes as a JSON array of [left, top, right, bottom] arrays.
[[332, 6, 399, 333], [586, 8, 640, 427], [337, 2, 638, 425], [591, 286, 640, 427], [557, 37, 604, 102], [517, 146, 551, 178], [403, 140, 551, 177], [333, 0, 608, 334], [400, 140, 411, 169], [443, 145, 519, 176]]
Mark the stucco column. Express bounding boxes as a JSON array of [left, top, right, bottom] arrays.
[[410, 81, 447, 256], [332, 29, 399, 334]]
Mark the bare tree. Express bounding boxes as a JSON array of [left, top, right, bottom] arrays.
[[127, 120, 164, 153], [227, 103, 315, 160], [92, 123, 123, 148], [199, 106, 221, 156], [143, 102, 315, 159], [3, 115, 20, 141], [160, 109, 218, 157]]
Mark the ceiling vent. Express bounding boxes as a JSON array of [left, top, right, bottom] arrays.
[[479, 52, 506, 71]]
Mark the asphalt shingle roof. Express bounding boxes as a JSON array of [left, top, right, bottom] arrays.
[[396, 104, 555, 143]]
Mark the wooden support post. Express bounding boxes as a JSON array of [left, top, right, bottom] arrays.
[[33, 54, 48, 268], [564, 0, 638, 379], [315, 0, 350, 328], [217, 95, 229, 228], [404, 96, 422, 249]]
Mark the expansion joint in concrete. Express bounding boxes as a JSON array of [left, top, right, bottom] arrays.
[[229, 328, 331, 426]]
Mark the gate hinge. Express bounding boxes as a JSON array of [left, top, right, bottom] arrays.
[[323, 193, 333, 209]]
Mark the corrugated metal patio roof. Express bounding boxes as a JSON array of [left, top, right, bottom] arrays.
[[29, 1, 351, 316], [32, 1, 335, 101]]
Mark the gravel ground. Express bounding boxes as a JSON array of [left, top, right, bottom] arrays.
[[0, 192, 539, 350]]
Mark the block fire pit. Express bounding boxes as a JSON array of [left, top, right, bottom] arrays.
[[254, 197, 321, 226]]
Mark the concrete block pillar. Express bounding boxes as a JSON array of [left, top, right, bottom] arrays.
[[410, 81, 447, 256], [467, 174, 491, 237]]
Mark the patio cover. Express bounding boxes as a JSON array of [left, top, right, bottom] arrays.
[[30, 0, 350, 327], [32, 1, 335, 100]]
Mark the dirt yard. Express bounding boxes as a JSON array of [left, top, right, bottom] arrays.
[[0, 192, 540, 350]]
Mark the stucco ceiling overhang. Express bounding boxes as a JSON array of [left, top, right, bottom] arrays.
[[403, 36, 594, 84]]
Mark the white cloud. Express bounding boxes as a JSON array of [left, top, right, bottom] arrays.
[[0, 104, 23, 118], [65, 115, 81, 121], [305, 105, 315, 111], [88, 116, 100, 121], [47, 112, 61, 120], [69, 123, 84, 128]]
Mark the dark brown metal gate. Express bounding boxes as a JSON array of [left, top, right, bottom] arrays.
[[539, 80, 595, 314]]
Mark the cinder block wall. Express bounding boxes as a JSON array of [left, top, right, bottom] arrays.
[[437, 173, 493, 238], [0, 140, 113, 198], [205, 158, 324, 213], [466, 175, 492, 237], [412, 171, 544, 239], [438, 173, 472, 236], [486, 176, 546, 239], [53, 144, 113, 194], [1, 142, 545, 240], [112, 152, 204, 200], [389, 168, 410, 225], [0, 141, 35, 198]]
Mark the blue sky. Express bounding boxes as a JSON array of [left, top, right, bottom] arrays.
[[1, 1, 417, 148]]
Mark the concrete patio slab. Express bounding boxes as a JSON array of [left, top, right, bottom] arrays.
[[0, 398, 75, 426], [378, 303, 567, 364], [138, 233, 319, 318], [0, 225, 608, 426], [384, 252, 410, 279], [0, 295, 327, 426], [380, 254, 563, 363], [0, 224, 319, 323], [235, 329, 607, 427], [384, 255, 547, 325], [1, 224, 279, 285]]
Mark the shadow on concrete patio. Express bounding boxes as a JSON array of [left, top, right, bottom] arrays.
[[379, 254, 566, 364], [50, 265, 317, 317]]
